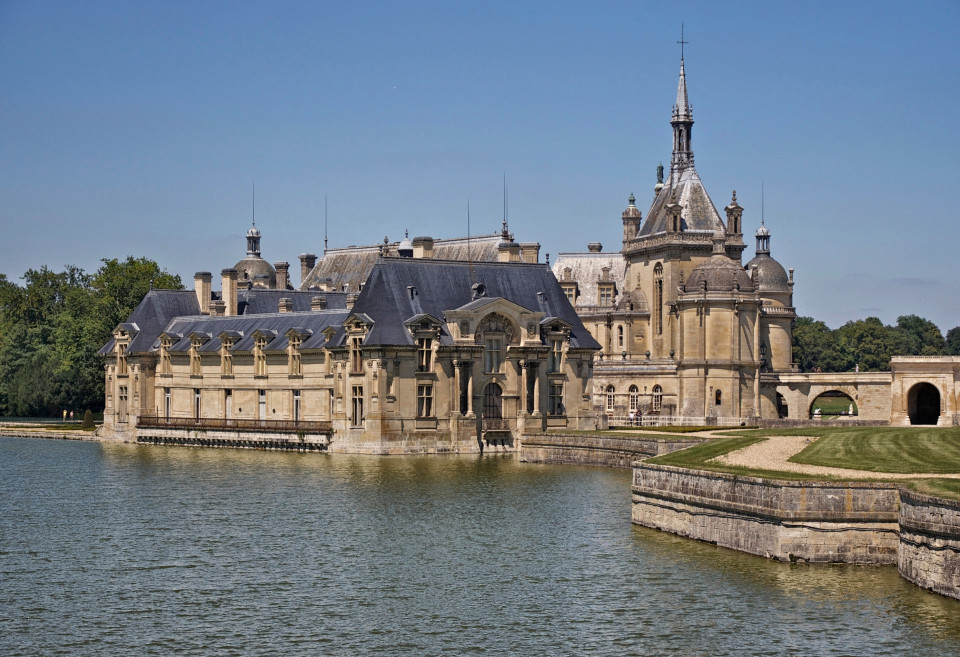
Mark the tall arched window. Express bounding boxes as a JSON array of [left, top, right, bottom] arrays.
[[652, 385, 663, 413], [605, 385, 615, 413], [654, 263, 664, 335], [617, 325, 624, 349], [629, 385, 639, 413]]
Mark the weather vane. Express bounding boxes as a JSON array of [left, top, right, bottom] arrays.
[[678, 24, 688, 60]]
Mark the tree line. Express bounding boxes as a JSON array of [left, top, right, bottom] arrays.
[[792, 315, 960, 372], [0, 257, 182, 417]]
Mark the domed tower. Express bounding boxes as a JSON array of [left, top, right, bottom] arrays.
[[744, 220, 795, 372], [622, 193, 641, 242], [234, 221, 277, 289], [675, 227, 762, 418]]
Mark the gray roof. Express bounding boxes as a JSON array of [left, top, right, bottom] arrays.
[[744, 253, 790, 293], [159, 311, 349, 353], [300, 233, 507, 293], [351, 259, 600, 350], [238, 289, 347, 314], [99, 290, 201, 356], [552, 252, 631, 310], [637, 166, 723, 238]]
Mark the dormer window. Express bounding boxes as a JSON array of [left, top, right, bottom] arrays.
[[254, 336, 267, 377], [484, 335, 504, 373], [159, 337, 172, 376], [417, 337, 433, 372], [116, 341, 128, 376], [190, 342, 201, 377], [288, 335, 302, 376], [548, 336, 563, 373], [598, 283, 615, 307], [220, 338, 233, 377], [350, 336, 363, 373], [561, 282, 578, 304]]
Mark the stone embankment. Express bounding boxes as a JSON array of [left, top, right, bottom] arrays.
[[0, 424, 98, 442], [632, 435, 960, 601], [521, 432, 705, 468]]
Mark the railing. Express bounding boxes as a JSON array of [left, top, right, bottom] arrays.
[[482, 418, 510, 432], [607, 415, 748, 428], [138, 415, 333, 434]]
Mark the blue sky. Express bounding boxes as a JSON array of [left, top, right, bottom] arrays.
[[2, 1, 958, 331]]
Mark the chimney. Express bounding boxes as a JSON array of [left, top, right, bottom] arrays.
[[194, 271, 212, 315], [299, 253, 317, 286], [587, 242, 603, 253], [311, 295, 327, 311], [278, 297, 292, 313], [210, 300, 225, 316], [412, 236, 434, 259], [221, 268, 239, 317], [520, 242, 540, 263], [274, 261, 290, 290], [346, 293, 359, 310]]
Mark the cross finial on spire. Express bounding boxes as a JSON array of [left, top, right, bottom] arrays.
[[677, 24, 688, 60]]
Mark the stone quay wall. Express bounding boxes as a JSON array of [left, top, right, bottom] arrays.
[[898, 490, 960, 600], [136, 427, 330, 451], [521, 433, 705, 468], [632, 464, 901, 564]]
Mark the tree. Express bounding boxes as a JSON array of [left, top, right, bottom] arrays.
[[947, 326, 960, 356], [793, 316, 843, 372], [895, 314, 945, 356]]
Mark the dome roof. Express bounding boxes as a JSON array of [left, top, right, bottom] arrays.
[[397, 231, 413, 257], [686, 231, 754, 292], [686, 254, 754, 293], [744, 253, 789, 293], [622, 193, 641, 219], [234, 255, 276, 289], [246, 225, 261, 238]]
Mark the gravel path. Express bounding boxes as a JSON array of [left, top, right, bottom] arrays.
[[713, 434, 960, 479]]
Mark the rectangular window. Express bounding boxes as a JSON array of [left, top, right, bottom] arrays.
[[160, 340, 171, 375], [562, 284, 576, 304], [224, 389, 232, 420], [293, 389, 301, 423], [548, 383, 564, 416], [351, 385, 364, 427], [221, 341, 233, 377], [548, 339, 563, 373], [599, 285, 614, 307], [255, 338, 267, 377], [118, 386, 128, 422], [164, 387, 171, 419], [190, 345, 201, 376], [117, 343, 128, 376], [259, 389, 266, 422], [484, 337, 503, 373], [288, 336, 302, 376], [350, 337, 363, 373], [417, 337, 433, 372], [417, 384, 434, 418], [194, 388, 201, 419]]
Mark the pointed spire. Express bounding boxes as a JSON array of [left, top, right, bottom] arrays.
[[670, 28, 695, 175], [673, 58, 692, 122]]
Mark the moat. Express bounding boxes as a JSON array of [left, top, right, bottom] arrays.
[[3, 436, 960, 656]]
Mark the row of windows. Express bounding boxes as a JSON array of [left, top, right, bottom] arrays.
[[605, 384, 663, 413]]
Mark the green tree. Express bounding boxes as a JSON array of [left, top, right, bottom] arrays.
[[792, 316, 844, 372], [947, 326, 960, 355], [894, 314, 945, 356]]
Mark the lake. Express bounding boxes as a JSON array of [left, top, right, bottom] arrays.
[[2, 436, 959, 656]]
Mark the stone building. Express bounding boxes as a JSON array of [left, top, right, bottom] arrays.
[[100, 238, 599, 452], [555, 55, 796, 422]]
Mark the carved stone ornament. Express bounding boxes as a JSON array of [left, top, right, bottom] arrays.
[[474, 313, 517, 345]]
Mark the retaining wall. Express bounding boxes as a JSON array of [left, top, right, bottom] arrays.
[[632, 464, 901, 563], [899, 490, 960, 599], [521, 433, 705, 468]]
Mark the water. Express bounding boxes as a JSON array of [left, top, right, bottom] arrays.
[[2, 436, 959, 656]]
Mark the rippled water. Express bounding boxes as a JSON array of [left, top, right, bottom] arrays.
[[2, 436, 960, 656]]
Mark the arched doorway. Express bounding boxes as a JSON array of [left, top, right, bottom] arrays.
[[908, 383, 940, 425], [809, 391, 857, 419], [483, 382, 503, 420]]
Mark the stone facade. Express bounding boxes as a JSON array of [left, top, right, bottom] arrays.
[[101, 257, 600, 453], [899, 490, 960, 600]]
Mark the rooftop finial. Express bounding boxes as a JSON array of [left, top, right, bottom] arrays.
[[677, 23, 688, 61], [252, 183, 256, 227], [324, 194, 328, 253]]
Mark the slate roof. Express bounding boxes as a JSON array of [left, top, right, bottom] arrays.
[[552, 252, 634, 310], [351, 259, 601, 350], [99, 290, 200, 356], [300, 233, 506, 293], [636, 166, 723, 238], [159, 311, 349, 353], [238, 289, 347, 314]]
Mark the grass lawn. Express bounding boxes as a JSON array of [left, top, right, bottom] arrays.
[[544, 429, 701, 440]]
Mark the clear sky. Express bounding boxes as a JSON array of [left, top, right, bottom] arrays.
[[2, 1, 958, 331]]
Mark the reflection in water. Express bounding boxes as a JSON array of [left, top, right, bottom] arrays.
[[2, 436, 959, 656]]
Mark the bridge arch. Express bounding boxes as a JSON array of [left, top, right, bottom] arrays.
[[808, 390, 858, 419], [907, 382, 941, 425]]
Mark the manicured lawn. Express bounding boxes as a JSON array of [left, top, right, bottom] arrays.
[[783, 426, 960, 474]]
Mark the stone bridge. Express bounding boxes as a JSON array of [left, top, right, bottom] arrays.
[[761, 356, 960, 426]]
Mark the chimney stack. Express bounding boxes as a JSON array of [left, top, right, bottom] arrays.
[[311, 295, 327, 311], [412, 236, 434, 259], [221, 268, 239, 317], [299, 253, 317, 287], [274, 261, 289, 290], [278, 297, 292, 313], [520, 242, 540, 263], [194, 272, 212, 315]]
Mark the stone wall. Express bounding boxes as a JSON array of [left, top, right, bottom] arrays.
[[632, 464, 901, 563], [898, 490, 960, 600], [521, 433, 704, 468]]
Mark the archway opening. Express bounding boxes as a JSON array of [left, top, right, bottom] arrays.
[[809, 391, 857, 419], [483, 382, 503, 419], [908, 383, 940, 425]]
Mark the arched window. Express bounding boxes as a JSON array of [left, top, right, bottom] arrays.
[[652, 385, 663, 413], [654, 264, 664, 335], [629, 385, 639, 413], [483, 382, 503, 419], [605, 385, 615, 413], [617, 325, 624, 349]]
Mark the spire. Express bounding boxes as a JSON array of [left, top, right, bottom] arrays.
[[670, 27, 694, 175], [246, 184, 261, 257], [755, 218, 771, 255]]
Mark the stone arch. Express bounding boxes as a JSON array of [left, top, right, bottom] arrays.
[[908, 382, 941, 425], [809, 390, 858, 419], [482, 382, 503, 420]]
